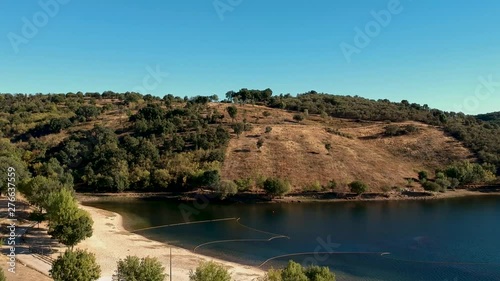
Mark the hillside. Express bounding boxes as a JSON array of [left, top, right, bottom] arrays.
[[0, 92, 497, 198], [214, 104, 472, 191], [476, 111, 500, 125]]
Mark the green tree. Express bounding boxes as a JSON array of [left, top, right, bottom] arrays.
[[263, 178, 291, 198], [50, 249, 101, 281], [261, 261, 335, 281], [23, 176, 65, 212], [418, 171, 428, 183], [304, 265, 336, 281], [75, 105, 101, 122], [226, 105, 238, 122], [216, 180, 238, 200], [189, 261, 231, 281], [422, 181, 441, 192], [349, 181, 368, 195], [49, 209, 93, 248], [232, 123, 244, 138], [115, 256, 167, 281], [48, 117, 72, 133], [281, 261, 308, 281], [46, 188, 93, 248]]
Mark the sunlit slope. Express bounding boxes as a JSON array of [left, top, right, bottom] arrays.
[[215, 104, 472, 191]]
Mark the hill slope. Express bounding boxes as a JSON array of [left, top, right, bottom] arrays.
[[214, 104, 472, 191]]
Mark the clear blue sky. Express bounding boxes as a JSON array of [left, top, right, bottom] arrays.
[[1, 0, 499, 114]]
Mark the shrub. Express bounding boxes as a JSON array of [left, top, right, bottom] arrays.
[[216, 180, 238, 199], [422, 181, 441, 192], [325, 180, 337, 191], [50, 249, 101, 281], [302, 181, 322, 192], [265, 126, 273, 133], [260, 260, 335, 281], [115, 256, 166, 281], [293, 114, 304, 122], [325, 143, 332, 151], [263, 111, 271, 117], [381, 186, 391, 192], [435, 177, 451, 191], [201, 170, 220, 188], [348, 181, 368, 194], [418, 171, 428, 182], [263, 177, 291, 197], [189, 261, 231, 281], [449, 178, 460, 189], [255, 175, 267, 189], [234, 178, 253, 192], [257, 139, 264, 150]]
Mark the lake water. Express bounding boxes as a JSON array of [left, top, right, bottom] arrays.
[[85, 196, 500, 281]]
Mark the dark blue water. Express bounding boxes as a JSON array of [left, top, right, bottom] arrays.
[[85, 196, 500, 280]]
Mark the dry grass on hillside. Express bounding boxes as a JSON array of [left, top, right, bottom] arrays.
[[34, 101, 473, 192], [215, 104, 473, 192]]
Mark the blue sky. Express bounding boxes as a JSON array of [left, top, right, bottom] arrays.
[[1, 0, 499, 114]]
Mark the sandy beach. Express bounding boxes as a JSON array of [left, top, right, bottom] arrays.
[[76, 205, 266, 281]]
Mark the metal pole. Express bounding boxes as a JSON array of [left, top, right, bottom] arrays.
[[170, 247, 172, 281]]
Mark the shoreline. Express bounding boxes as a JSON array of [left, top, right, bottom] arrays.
[[76, 204, 266, 281], [77, 188, 500, 204]]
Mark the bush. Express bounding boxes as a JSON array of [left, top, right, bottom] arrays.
[[325, 180, 337, 191], [189, 261, 231, 281], [216, 180, 238, 199], [435, 177, 451, 190], [263, 111, 271, 117], [234, 178, 253, 192], [303, 181, 322, 192], [381, 186, 391, 192], [418, 171, 428, 182], [265, 126, 273, 133], [263, 178, 291, 197], [422, 181, 441, 192], [255, 175, 267, 189], [50, 249, 101, 281], [201, 170, 220, 188], [261, 260, 335, 281], [349, 181, 368, 194], [293, 114, 304, 122], [115, 256, 166, 281]]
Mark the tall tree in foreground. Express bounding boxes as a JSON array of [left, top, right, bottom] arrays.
[[46, 188, 93, 248], [115, 255, 167, 281], [189, 261, 231, 281], [50, 249, 101, 281]]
